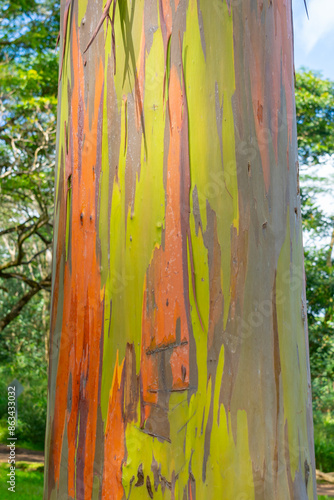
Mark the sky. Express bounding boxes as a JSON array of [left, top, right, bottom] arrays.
[[293, 0, 334, 79]]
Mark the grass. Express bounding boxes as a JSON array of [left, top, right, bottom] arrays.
[[0, 462, 44, 499]]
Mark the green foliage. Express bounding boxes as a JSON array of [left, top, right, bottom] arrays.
[[0, 0, 57, 333], [295, 70, 334, 475], [300, 187, 332, 235], [0, 289, 49, 363], [0, 0, 59, 60], [296, 70, 334, 164], [0, 47, 57, 209], [0, 0, 57, 452], [0, 347, 48, 448], [313, 416, 334, 472], [305, 247, 334, 381]]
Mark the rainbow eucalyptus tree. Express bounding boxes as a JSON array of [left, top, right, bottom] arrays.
[[44, 0, 317, 498]]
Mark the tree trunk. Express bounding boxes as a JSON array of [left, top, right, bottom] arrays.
[[44, 1, 317, 498]]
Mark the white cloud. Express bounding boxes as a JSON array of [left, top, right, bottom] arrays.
[[300, 0, 334, 53]]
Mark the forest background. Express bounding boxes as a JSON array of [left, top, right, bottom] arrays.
[[0, 0, 333, 484]]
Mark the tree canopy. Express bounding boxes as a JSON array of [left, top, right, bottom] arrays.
[[295, 70, 334, 425], [0, 0, 58, 336], [296, 70, 334, 164]]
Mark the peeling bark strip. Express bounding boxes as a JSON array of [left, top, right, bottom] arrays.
[[45, 1, 316, 499]]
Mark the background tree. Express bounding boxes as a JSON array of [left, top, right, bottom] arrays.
[[44, 1, 316, 499], [0, 0, 59, 332], [295, 69, 334, 472], [296, 70, 334, 165], [0, 0, 59, 449]]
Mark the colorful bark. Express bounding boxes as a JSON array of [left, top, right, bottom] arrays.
[[45, 1, 316, 499]]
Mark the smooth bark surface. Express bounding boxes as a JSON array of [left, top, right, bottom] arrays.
[[44, 1, 316, 498]]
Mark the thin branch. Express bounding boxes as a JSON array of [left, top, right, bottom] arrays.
[[0, 274, 51, 332], [326, 225, 334, 267], [35, 230, 52, 245], [84, 0, 117, 74], [0, 270, 43, 289], [0, 116, 15, 132], [20, 245, 51, 266], [0, 34, 27, 47], [0, 214, 49, 272], [0, 217, 34, 237]]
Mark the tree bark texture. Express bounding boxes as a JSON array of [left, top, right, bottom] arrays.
[[44, 1, 316, 499]]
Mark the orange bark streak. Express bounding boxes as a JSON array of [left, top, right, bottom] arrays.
[[51, 25, 104, 500], [141, 66, 190, 422]]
